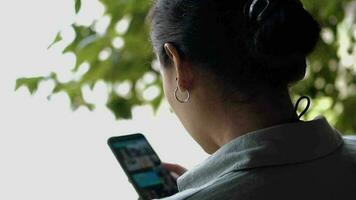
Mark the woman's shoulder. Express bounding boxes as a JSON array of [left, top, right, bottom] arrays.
[[343, 135, 356, 142], [185, 139, 356, 200], [340, 136, 356, 159]]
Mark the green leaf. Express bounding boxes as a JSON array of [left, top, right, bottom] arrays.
[[47, 32, 62, 49], [75, 0, 81, 14], [107, 94, 133, 119], [336, 95, 356, 134], [15, 77, 44, 94]]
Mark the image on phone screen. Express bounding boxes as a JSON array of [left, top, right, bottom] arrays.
[[108, 134, 178, 200]]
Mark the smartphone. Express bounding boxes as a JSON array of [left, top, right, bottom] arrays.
[[108, 134, 178, 200]]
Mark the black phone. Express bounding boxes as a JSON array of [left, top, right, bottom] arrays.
[[108, 134, 178, 200]]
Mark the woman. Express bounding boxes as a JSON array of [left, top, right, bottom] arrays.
[[148, 0, 356, 199]]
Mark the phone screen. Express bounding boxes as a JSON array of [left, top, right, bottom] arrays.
[[108, 134, 178, 200]]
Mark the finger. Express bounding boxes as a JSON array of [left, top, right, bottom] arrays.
[[162, 163, 187, 176]]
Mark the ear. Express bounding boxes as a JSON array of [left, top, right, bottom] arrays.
[[164, 43, 194, 91]]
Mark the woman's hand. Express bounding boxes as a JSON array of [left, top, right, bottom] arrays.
[[162, 162, 187, 180], [138, 163, 186, 200]]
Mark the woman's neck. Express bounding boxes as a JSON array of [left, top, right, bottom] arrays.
[[208, 90, 298, 153]]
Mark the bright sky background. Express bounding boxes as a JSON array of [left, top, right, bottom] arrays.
[[0, 1, 208, 199]]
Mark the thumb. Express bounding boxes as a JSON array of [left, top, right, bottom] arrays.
[[162, 163, 187, 176]]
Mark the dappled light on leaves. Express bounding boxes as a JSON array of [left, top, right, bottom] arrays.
[[16, 0, 356, 132], [112, 37, 125, 49]]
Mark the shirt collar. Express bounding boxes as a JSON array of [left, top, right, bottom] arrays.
[[177, 116, 344, 191]]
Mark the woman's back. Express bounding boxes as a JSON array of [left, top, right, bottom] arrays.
[[188, 138, 356, 200], [168, 118, 356, 200]]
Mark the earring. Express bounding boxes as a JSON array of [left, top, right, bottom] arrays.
[[174, 78, 190, 103]]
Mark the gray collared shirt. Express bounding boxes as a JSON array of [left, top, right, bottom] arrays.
[[160, 116, 356, 200]]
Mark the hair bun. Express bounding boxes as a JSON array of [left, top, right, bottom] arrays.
[[251, 0, 321, 57]]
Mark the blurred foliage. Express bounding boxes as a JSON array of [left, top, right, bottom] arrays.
[[16, 0, 356, 134]]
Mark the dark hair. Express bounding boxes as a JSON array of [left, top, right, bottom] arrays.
[[148, 0, 320, 98]]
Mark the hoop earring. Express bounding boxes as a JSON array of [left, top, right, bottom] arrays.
[[174, 86, 190, 103]]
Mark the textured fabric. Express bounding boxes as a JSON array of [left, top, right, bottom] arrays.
[[159, 116, 356, 200]]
